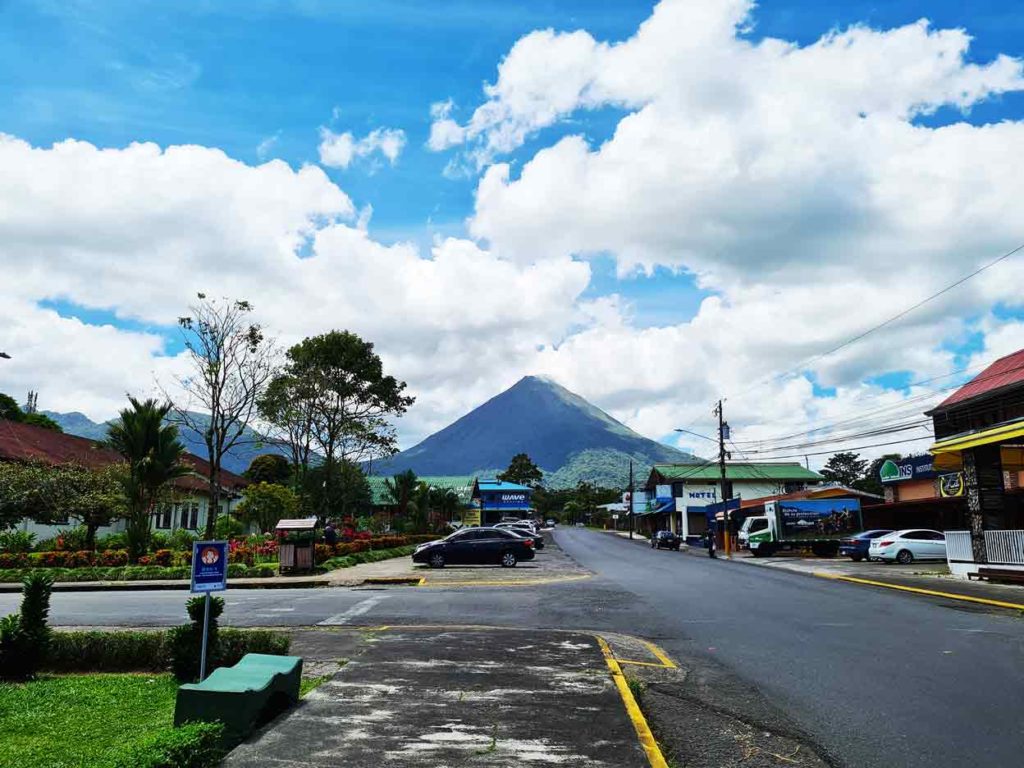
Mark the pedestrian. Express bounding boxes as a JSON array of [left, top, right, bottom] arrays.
[[706, 527, 717, 559], [324, 522, 338, 546]]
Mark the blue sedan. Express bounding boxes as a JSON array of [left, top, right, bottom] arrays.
[[838, 530, 894, 561]]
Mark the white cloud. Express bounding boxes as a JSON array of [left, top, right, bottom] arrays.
[[0, 134, 589, 444], [7, 0, 1024, 467], [318, 126, 407, 169]]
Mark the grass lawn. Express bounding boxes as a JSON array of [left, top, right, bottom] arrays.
[[0, 673, 178, 768]]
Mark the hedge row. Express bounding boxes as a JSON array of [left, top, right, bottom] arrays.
[[45, 628, 291, 673], [318, 545, 417, 572], [0, 562, 279, 583]]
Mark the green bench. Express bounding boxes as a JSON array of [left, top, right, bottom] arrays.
[[174, 653, 304, 743]]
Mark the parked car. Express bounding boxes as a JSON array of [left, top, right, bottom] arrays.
[[412, 527, 535, 568], [650, 530, 682, 551], [838, 529, 894, 561], [496, 523, 545, 549], [869, 529, 947, 564]]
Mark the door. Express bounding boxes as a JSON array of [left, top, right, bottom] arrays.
[[923, 531, 946, 560], [444, 530, 476, 564], [474, 529, 512, 563], [901, 530, 930, 559]]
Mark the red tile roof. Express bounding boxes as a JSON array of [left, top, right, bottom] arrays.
[[0, 419, 121, 468], [0, 419, 246, 493], [934, 348, 1024, 411]]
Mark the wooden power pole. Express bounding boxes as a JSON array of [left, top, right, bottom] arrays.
[[716, 400, 732, 558]]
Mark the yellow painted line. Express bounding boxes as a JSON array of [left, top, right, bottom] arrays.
[[596, 636, 670, 768], [814, 572, 1024, 611], [419, 573, 592, 588], [641, 640, 678, 670]]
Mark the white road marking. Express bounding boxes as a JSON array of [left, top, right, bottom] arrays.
[[318, 595, 390, 626]]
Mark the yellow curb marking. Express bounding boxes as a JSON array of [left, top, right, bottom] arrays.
[[615, 659, 673, 668], [814, 572, 1024, 611], [597, 635, 670, 768], [419, 573, 593, 588], [641, 640, 678, 669]]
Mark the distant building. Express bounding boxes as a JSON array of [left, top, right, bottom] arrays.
[[0, 419, 246, 540], [644, 462, 823, 536]]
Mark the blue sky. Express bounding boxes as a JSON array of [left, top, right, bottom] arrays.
[[3, 0, 1024, 454], [4, 0, 1020, 334]]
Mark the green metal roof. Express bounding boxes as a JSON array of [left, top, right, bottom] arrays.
[[650, 463, 823, 483], [366, 475, 478, 506]]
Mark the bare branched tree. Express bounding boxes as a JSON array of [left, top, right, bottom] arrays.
[[171, 294, 275, 538]]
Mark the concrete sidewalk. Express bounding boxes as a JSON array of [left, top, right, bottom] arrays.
[[224, 627, 652, 767]]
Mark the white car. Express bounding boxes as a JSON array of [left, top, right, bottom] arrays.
[[869, 529, 947, 564]]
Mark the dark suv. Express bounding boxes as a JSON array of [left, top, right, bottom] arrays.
[[650, 530, 682, 551]]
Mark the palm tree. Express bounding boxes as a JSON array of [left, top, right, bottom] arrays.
[[433, 488, 462, 528], [384, 470, 417, 515], [107, 397, 189, 562]]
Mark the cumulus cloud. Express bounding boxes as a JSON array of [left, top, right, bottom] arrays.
[[318, 126, 407, 169], [0, 134, 589, 443], [415, 0, 1024, 460]]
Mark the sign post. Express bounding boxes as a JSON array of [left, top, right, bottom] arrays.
[[190, 540, 228, 682]]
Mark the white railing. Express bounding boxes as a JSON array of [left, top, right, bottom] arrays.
[[945, 531, 974, 563], [984, 530, 1024, 565]]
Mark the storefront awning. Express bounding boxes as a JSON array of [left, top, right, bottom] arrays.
[[930, 418, 1024, 456]]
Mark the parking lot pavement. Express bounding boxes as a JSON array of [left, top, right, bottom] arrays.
[[223, 627, 651, 767], [412, 532, 593, 588]]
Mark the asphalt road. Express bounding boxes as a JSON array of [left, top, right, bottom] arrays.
[[4, 528, 1023, 767]]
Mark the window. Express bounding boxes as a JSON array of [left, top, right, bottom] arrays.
[[182, 502, 200, 530], [749, 519, 769, 533], [155, 504, 173, 529], [903, 531, 927, 540]]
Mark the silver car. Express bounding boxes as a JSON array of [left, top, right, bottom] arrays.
[[869, 529, 946, 564]]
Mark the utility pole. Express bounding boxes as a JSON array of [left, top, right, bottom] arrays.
[[715, 400, 732, 558], [628, 460, 634, 540]]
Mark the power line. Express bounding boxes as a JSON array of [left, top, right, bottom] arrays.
[[727, 240, 1024, 402], [733, 356, 1024, 449]]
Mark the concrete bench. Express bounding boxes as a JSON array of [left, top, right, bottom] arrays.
[[174, 653, 303, 743]]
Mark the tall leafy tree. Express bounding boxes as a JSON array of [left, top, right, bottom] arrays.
[[301, 461, 373, 523], [236, 482, 299, 533], [245, 454, 292, 486], [820, 452, 869, 488], [267, 331, 413, 521], [258, 374, 317, 493], [856, 453, 902, 496], [497, 453, 544, 487], [107, 398, 189, 562], [172, 295, 275, 538]]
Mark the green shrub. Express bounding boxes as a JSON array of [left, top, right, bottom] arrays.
[[169, 596, 225, 683], [0, 530, 36, 553], [33, 536, 57, 552], [0, 571, 53, 680], [55, 525, 91, 551], [95, 531, 128, 550], [219, 628, 290, 666], [214, 515, 245, 540], [0, 614, 22, 679], [168, 528, 198, 552], [46, 630, 169, 672], [109, 721, 226, 768]]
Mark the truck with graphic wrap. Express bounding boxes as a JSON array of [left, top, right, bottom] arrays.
[[739, 498, 863, 557]]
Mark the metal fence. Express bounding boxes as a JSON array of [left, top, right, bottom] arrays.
[[984, 530, 1024, 565], [945, 531, 974, 562]]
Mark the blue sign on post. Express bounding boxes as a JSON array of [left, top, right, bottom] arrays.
[[190, 540, 228, 593]]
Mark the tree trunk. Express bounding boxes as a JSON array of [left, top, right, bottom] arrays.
[[85, 521, 98, 552], [205, 457, 221, 539]]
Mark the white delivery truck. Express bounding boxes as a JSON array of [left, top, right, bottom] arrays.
[[739, 498, 863, 557]]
